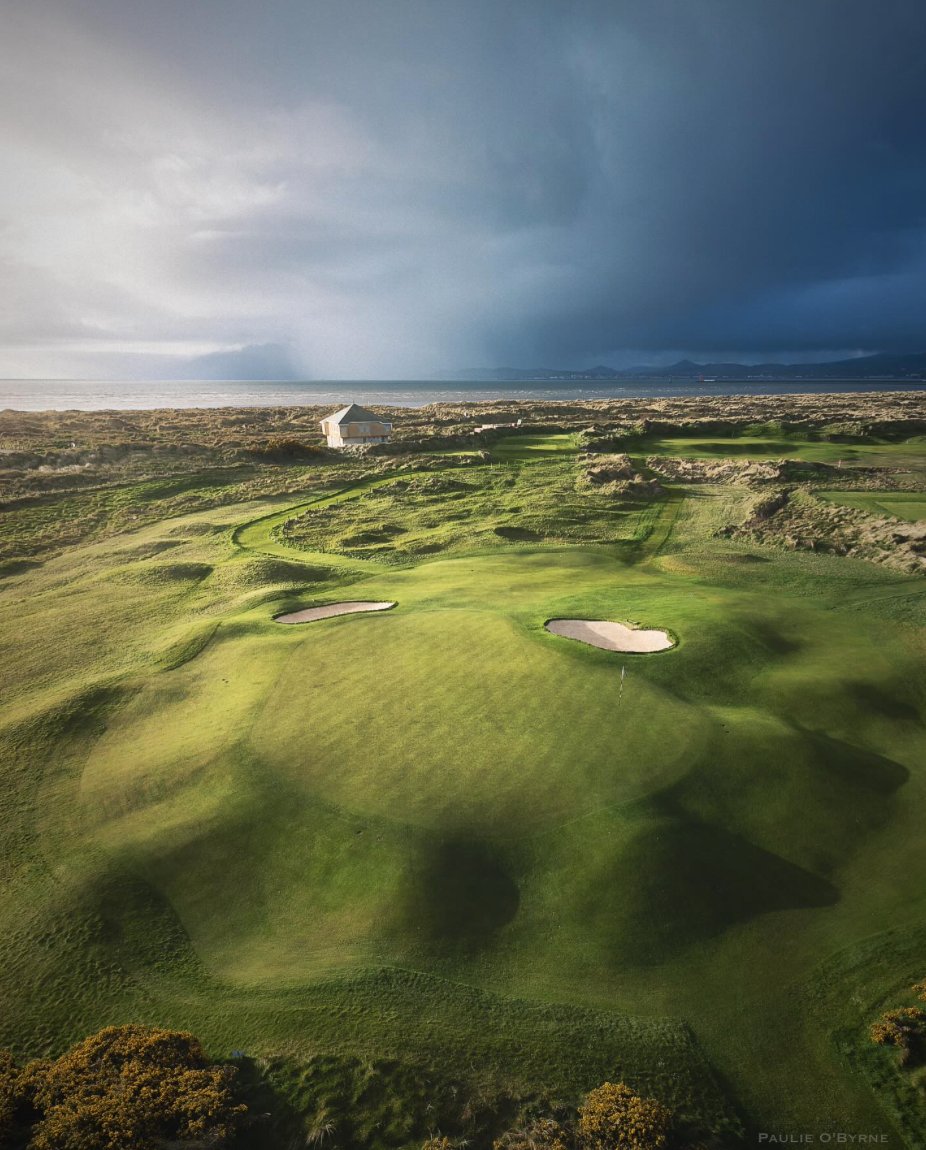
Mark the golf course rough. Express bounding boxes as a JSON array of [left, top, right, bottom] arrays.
[[1, 421, 926, 1145], [544, 618, 675, 652]]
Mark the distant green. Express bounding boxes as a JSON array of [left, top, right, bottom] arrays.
[[491, 432, 580, 459], [642, 433, 926, 470]]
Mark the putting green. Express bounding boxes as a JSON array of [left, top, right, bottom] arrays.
[[72, 532, 925, 1001]]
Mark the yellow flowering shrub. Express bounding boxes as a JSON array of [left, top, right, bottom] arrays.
[[21, 1024, 246, 1150], [0, 1049, 25, 1143], [869, 1006, 926, 1065], [576, 1082, 672, 1150]]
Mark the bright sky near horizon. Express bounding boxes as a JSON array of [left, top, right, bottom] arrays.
[[2, 1, 926, 380]]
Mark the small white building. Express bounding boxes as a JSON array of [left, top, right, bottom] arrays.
[[320, 403, 393, 449]]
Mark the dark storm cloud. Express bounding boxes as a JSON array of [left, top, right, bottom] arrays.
[[2, 0, 925, 377], [477, 0, 926, 363]]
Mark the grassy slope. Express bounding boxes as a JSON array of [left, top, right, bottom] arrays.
[[1, 433, 925, 1142]]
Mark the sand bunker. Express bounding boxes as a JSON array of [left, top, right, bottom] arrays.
[[275, 601, 396, 624], [545, 618, 674, 653]]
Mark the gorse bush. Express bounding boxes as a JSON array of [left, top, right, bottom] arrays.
[[576, 1082, 672, 1150], [11, 1025, 246, 1150], [0, 1050, 26, 1144], [869, 977, 926, 1067], [870, 983, 926, 1067]]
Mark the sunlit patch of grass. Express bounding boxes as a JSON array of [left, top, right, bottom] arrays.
[[491, 434, 581, 460]]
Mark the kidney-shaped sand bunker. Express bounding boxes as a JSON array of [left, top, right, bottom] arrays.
[[545, 618, 674, 653], [275, 601, 396, 624]]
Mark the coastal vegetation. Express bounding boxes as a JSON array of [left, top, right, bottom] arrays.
[[0, 1026, 245, 1149], [0, 393, 925, 1145], [0, 1024, 685, 1150]]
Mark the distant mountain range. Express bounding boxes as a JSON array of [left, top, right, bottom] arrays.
[[445, 352, 926, 382]]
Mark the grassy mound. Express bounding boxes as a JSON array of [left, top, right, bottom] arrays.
[[592, 813, 839, 966], [0, 557, 42, 579], [112, 561, 214, 585], [208, 555, 334, 590], [393, 835, 521, 957]]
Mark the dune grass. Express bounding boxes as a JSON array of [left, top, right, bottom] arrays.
[[276, 461, 654, 563], [1, 443, 925, 1143]]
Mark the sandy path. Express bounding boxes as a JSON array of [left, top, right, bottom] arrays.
[[275, 601, 396, 624], [545, 618, 674, 652]]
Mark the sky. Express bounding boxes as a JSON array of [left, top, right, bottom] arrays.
[[2, 0, 926, 380]]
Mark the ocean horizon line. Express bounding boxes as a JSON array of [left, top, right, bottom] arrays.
[[2, 376, 924, 413]]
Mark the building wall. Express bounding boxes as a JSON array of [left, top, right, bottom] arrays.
[[322, 419, 392, 448]]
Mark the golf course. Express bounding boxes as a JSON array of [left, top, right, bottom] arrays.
[[1, 403, 925, 1146]]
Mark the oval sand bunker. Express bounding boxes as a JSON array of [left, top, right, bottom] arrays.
[[545, 618, 674, 653], [275, 601, 396, 624]]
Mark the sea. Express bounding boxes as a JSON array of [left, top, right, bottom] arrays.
[[1, 377, 925, 411]]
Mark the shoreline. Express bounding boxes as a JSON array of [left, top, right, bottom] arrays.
[[2, 378, 925, 412]]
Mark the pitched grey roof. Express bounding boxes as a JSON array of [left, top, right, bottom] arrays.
[[321, 403, 392, 426]]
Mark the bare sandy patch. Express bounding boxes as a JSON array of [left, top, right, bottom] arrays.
[[545, 618, 674, 653], [275, 601, 396, 624]]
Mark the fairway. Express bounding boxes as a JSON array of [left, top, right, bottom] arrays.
[[2, 433, 925, 1145], [819, 489, 926, 521], [491, 432, 580, 459], [641, 433, 926, 471]]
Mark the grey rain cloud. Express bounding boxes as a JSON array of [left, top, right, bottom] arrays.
[[2, 0, 926, 379]]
